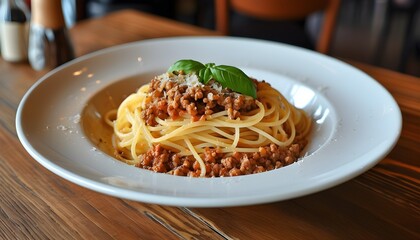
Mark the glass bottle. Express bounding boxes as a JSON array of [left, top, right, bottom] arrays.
[[28, 0, 74, 71], [0, 0, 30, 62]]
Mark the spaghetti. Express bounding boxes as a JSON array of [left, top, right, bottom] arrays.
[[105, 72, 312, 177]]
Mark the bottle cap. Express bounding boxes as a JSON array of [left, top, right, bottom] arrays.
[[31, 0, 65, 29]]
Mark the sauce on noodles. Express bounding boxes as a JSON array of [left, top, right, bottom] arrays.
[[105, 71, 312, 177]]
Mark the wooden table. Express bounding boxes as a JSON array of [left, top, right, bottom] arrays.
[[1, 10, 419, 239]]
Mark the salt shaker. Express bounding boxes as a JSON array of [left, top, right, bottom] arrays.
[[0, 0, 30, 62], [28, 0, 74, 71]]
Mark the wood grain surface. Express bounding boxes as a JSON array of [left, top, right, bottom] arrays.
[[1, 10, 419, 240]]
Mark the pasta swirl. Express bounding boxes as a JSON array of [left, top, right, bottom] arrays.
[[106, 73, 312, 177]]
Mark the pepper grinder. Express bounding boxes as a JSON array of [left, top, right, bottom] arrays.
[[28, 0, 74, 71]]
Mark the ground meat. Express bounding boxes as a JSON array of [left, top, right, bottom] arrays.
[[135, 140, 307, 177], [141, 74, 257, 126]]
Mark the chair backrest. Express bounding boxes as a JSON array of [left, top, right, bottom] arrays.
[[215, 0, 341, 54]]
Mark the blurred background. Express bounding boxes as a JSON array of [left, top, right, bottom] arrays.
[[53, 0, 420, 77]]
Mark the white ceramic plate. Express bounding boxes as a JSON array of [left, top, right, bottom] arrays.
[[16, 37, 401, 207]]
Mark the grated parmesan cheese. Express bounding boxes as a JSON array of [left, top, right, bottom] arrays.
[[157, 73, 225, 93]]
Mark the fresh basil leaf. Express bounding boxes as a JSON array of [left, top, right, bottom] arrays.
[[210, 65, 257, 98], [198, 67, 213, 84], [168, 60, 257, 99], [168, 59, 205, 74]]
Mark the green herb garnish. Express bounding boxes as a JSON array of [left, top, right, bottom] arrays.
[[168, 59, 257, 99]]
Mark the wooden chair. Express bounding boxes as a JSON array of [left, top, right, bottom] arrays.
[[215, 0, 341, 54]]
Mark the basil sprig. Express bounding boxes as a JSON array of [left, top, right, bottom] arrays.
[[168, 59, 257, 98]]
